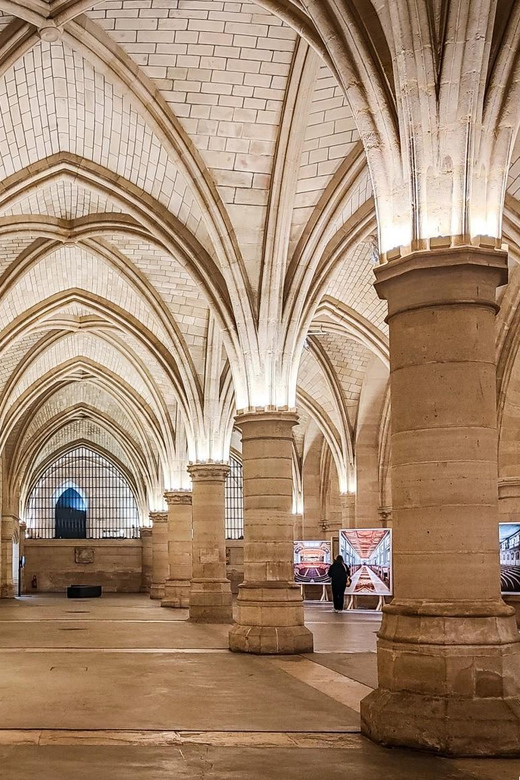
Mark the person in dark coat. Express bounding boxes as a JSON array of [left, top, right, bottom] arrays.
[[328, 555, 350, 612]]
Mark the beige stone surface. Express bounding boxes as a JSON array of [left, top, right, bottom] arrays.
[[24, 539, 143, 593], [1, 515, 15, 599], [188, 464, 232, 623], [3, 744, 519, 780], [140, 528, 152, 593], [0, 595, 357, 733], [149, 512, 169, 601], [361, 247, 520, 756], [162, 490, 192, 609], [230, 411, 313, 654], [0, 596, 518, 777], [0, 0, 518, 762]]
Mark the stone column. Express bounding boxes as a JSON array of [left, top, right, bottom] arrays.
[[19, 521, 26, 596], [360, 246, 520, 756], [188, 464, 232, 622], [162, 490, 192, 609], [340, 492, 355, 528], [149, 511, 168, 600], [0, 515, 14, 598], [140, 527, 153, 592], [229, 411, 313, 654]]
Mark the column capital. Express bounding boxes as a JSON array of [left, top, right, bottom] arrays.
[[235, 409, 299, 438], [140, 527, 152, 538], [164, 490, 192, 506], [188, 462, 229, 482], [374, 245, 508, 318], [149, 510, 168, 524]]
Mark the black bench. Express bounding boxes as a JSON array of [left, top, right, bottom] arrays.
[[67, 585, 102, 598]]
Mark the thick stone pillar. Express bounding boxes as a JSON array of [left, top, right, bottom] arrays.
[[19, 521, 26, 596], [229, 411, 313, 654], [162, 490, 192, 609], [360, 246, 520, 756], [140, 527, 153, 592], [1, 515, 15, 598], [188, 464, 232, 623], [149, 511, 168, 600]]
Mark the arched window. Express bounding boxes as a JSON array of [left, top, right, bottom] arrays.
[[55, 487, 87, 539], [225, 453, 243, 539], [26, 446, 140, 539]]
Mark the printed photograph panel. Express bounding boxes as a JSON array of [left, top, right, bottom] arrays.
[[339, 528, 392, 596], [293, 541, 332, 584]]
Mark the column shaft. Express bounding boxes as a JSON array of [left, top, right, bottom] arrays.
[[229, 411, 313, 654], [140, 527, 152, 593], [188, 464, 232, 623], [19, 522, 26, 596], [360, 246, 520, 756], [340, 493, 355, 528], [149, 511, 168, 600], [162, 490, 192, 609], [1, 516, 14, 598]]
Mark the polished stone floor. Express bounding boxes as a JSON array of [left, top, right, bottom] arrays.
[[0, 594, 518, 779]]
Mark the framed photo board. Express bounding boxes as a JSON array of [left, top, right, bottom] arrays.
[[339, 528, 392, 596], [293, 540, 331, 584], [499, 523, 520, 594]]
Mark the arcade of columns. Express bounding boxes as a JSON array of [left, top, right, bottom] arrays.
[[0, 0, 519, 761], [140, 0, 520, 754]]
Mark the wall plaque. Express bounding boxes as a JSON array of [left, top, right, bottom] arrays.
[[75, 547, 95, 564]]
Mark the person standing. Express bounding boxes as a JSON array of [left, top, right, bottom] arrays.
[[328, 555, 351, 612]]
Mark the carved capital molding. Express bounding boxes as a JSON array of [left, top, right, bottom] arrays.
[[164, 490, 192, 506], [188, 463, 229, 482], [149, 510, 168, 524], [235, 409, 298, 440]]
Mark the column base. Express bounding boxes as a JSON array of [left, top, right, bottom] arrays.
[[503, 595, 520, 629], [361, 599, 520, 756], [149, 583, 165, 600], [189, 578, 232, 623], [229, 581, 314, 654], [161, 579, 190, 609], [361, 689, 520, 756]]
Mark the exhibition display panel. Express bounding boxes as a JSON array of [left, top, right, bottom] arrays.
[[293, 541, 331, 584], [499, 523, 520, 594], [339, 528, 392, 596]]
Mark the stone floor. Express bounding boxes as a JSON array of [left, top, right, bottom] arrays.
[[0, 594, 519, 779]]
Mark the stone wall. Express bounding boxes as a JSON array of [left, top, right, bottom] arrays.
[[24, 538, 245, 595], [24, 539, 143, 593]]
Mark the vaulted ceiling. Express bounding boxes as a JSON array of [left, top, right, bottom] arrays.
[[0, 1, 518, 517]]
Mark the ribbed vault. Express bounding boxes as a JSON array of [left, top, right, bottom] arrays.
[[0, 0, 514, 529]]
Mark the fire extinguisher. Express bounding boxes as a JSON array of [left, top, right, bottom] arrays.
[[31, 575, 37, 590]]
